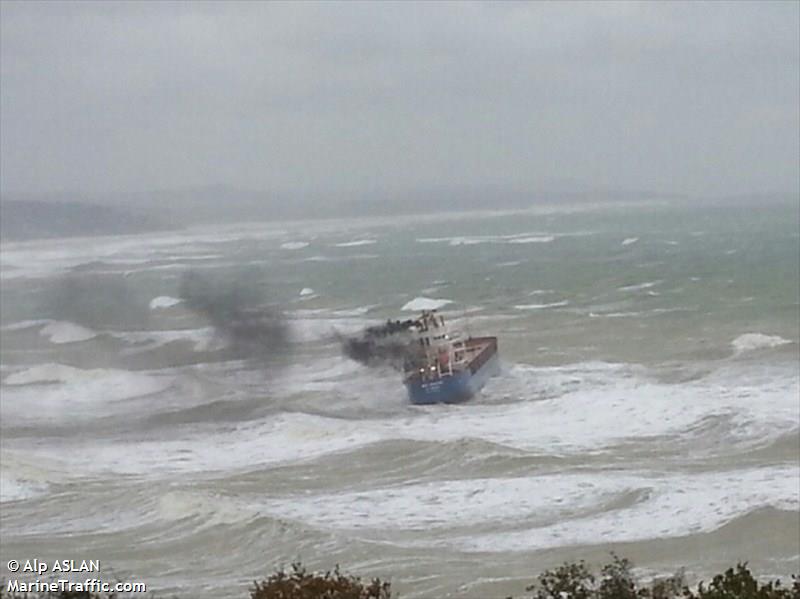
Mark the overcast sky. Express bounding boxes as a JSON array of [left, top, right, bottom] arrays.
[[1, 1, 798, 197]]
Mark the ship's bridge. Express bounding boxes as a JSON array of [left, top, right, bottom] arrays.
[[410, 310, 468, 378]]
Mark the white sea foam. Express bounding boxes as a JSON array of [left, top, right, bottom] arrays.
[[280, 241, 309, 250], [47, 412, 386, 476], [0, 475, 47, 503], [618, 280, 662, 292], [506, 236, 555, 244], [589, 311, 642, 319], [299, 287, 315, 296], [1, 319, 52, 332], [4, 363, 167, 394], [266, 473, 629, 531], [5, 363, 87, 385], [621, 237, 639, 246], [156, 490, 259, 528], [0, 452, 66, 503], [402, 297, 453, 311], [452, 465, 799, 552], [513, 301, 569, 310], [416, 232, 555, 246], [113, 327, 220, 352], [2, 364, 171, 422], [149, 296, 183, 310], [25, 359, 797, 478], [335, 239, 377, 247], [732, 333, 793, 354], [262, 466, 798, 547], [40, 321, 97, 344], [302, 254, 379, 262]]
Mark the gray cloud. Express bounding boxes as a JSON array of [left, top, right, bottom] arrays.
[[1, 0, 797, 197]]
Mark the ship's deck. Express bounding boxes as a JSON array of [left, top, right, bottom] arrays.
[[463, 336, 498, 374], [404, 336, 498, 383]]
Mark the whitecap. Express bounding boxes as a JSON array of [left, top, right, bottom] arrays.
[[2, 364, 171, 420], [4, 364, 167, 397], [618, 280, 662, 292], [1, 319, 52, 332], [621, 237, 639, 246], [402, 297, 454, 311], [15, 359, 798, 478], [266, 473, 630, 532], [449, 238, 485, 246], [513, 301, 569, 310], [0, 475, 47, 503], [588, 311, 642, 318], [39, 321, 96, 344], [302, 254, 378, 262], [149, 296, 183, 310], [506, 236, 554, 244], [417, 232, 554, 246], [335, 240, 377, 247], [280, 241, 309, 250], [299, 287, 315, 296], [732, 333, 793, 354], [452, 465, 799, 552], [112, 327, 220, 352], [497, 261, 524, 267]]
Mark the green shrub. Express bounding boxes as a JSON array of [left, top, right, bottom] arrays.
[[249, 563, 391, 599], [526, 560, 596, 599], [690, 564, 799, 599], [597, 554, 638, 599], [525, 558, 799, 599]]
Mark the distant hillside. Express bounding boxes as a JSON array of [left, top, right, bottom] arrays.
[[0, 200, 173, 241], [20, 185, 680, 227], [0, 184, 698, 241]]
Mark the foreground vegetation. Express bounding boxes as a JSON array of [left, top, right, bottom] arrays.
[[2, 556, 798, 599], [525, 556, 798, 599]]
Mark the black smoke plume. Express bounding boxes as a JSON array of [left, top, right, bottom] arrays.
[[179, 270, 289, 362], [339, 319, 424, 370]]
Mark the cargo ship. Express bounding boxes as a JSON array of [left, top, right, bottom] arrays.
[[402, 310, 499, 404]]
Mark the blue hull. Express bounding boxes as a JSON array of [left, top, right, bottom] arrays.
[[405, 351, 499, 405]]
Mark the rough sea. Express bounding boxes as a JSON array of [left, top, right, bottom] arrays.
[[1, 199, 798, 598]]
